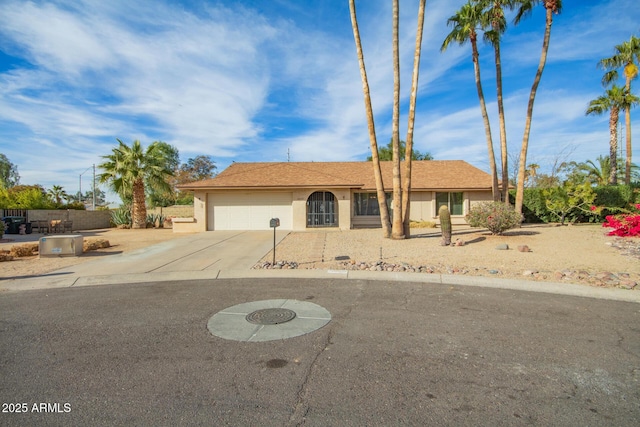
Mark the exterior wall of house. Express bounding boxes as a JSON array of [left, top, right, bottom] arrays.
[[173, 191, 206, 233], [468, 190, 493, 207], [292, 191, 307, 230], [176, 188, 493, 233], [408, 191, 432, 223]]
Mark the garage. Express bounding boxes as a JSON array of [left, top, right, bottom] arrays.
[[207, 192, 293, 230]]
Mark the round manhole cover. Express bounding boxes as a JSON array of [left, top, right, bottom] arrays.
[[246, 308, 297, 325]]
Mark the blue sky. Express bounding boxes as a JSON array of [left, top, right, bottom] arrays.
[[1, 0, 639, 203]]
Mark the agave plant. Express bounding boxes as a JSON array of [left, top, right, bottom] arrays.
[[146, 213, 166, 228], [111, 206, 132, 229]]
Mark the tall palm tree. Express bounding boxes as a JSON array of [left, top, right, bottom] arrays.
[[482, 0, 513, 204], [401, 0, 427, 238], [98, 139, 173, 229], [442, 0, 500, 202], [586, 86, 640, 185], [513, 0, 562, 214], [599, 35, 640, 185], [391, 0, 404, 239], [349, 0, 392, 238]]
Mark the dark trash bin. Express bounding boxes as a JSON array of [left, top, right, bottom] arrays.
[[2, 216, 28, 234]]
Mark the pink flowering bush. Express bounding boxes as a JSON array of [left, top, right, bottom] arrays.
[[603, 204, 640, 237]]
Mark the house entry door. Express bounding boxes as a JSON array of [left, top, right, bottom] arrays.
[[307, 192, 337, 228]]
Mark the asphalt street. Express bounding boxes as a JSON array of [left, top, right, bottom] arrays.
[[1, 277, 639, 426]]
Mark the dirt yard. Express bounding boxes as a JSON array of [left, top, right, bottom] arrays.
[[1, 224, 638, 288]]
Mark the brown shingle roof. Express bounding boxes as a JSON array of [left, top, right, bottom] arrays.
[[178, 161, 492, 191]]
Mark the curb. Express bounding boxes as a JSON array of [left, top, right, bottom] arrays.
[[2, 268, 639, 303]]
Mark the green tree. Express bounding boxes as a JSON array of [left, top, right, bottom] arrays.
[[441, 0, 500, 201], [543, 182, 597, 224], [599, 35, 640, 184], [0, 154, 20, 188], [146, 142, 180, 207], [366, 140, 433, 161], [2, 185, 53, 209], [180, 155, 217, 181], [585, 86, 640, 185], [513, 0, 563, 215], [152, 155, 218, 207], [98, 139, 174, 229], [81, 188, 107, 208]]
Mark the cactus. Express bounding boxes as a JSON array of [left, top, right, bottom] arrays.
[[439, 205, 452, 246]]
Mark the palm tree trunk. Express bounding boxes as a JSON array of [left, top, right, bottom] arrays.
[[391, 0, 404, 240], [609, 107, 619, 185], [132, 178, 147, 229], [515, 7, 553, 214], [625, 76, 632, 185], [494, 35, 509, 204], [472, 35, 500, 202], [349, 0, 391, 238], [401, 0, 426, 238]]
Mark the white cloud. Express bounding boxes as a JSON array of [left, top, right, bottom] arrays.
[[0, 0, 638, 201]]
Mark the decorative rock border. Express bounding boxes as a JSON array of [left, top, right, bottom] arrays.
[[253, 260, 638, 290]]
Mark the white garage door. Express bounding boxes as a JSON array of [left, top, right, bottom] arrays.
[[208, 192, 293, 230]]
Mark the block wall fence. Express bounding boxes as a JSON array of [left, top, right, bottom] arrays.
[[147, 205, 194, 218], [2, 205, 194, 231]]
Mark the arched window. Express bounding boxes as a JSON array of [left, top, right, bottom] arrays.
[[307, 191, 337, 228]]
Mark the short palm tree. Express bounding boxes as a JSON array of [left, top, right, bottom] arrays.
[[98, 139, 173, 229], [575, 155, 639, 186], [577, 156, 611, 186], [585, 86, 640, 185], [47, 185, 68, 206], [442, 0, 500, 201], [599, 35, 640, 184]]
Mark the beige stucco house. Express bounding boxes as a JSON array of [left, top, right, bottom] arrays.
[[175, 160, 494, 232]]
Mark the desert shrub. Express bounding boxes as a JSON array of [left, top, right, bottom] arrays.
[[84, 239, 111, 251], [9, 243, 38, 257], [519, 188, 551, 223], [594, 185, 639, 216], [410, 220, 436, 228], [466, 202, 523, 235]]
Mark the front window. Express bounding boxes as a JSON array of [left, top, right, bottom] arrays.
[[354, 192, 393, 216], [436, 192, 463, 215]]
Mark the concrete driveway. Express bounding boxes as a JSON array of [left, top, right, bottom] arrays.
[[65, 229, 290, 273], [0, 230, 289, 291]]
